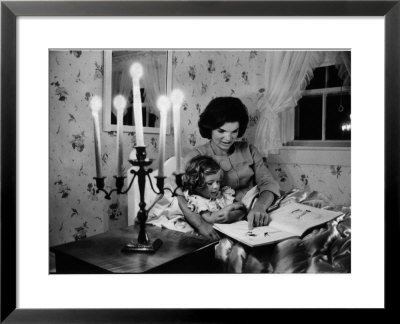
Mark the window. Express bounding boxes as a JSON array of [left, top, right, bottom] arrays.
[[109, 87, 157, 128], [290, 64, 351, 147], [102, 50, 172, 134]]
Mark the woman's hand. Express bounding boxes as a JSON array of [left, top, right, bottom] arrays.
[[247, 205, 269, 230], [247, 190, 275, 229]]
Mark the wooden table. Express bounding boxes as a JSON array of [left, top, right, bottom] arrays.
[[50, 224, 219, 274]]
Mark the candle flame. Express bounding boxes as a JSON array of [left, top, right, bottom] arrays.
[[170, 89, 184, 106], [157, 95, 171, 112], [113, 94, 127, 111], [90, 95, 102, 113], [130, 62, 143, 79], [341, 122, 351, 132]]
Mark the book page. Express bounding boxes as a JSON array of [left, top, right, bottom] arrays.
[[269, 202, 343, 236], [213, 221, 298, 248]]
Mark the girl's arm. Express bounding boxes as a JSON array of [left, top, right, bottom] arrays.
[[201, 203, 247, 224], [176, 192, 220, 240]]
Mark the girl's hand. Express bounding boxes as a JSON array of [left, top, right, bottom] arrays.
[[197, 221, 220, 240], [202, 203, 247, 224], [205, 207, 233, 224], [230, 202, 246, 211]]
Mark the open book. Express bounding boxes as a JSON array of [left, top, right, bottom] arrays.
[[213, 202, 343, 247]]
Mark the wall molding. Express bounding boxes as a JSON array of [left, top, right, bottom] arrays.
[[267, 146, 351, 166]]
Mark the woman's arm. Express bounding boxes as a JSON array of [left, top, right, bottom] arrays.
[[245, 144, 280, 229], [176, 192, 220, 240], [250, 144, 281, 199]]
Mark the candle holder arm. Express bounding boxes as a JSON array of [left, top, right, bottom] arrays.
[[93, 177, 116, 200], [117, 169, 139, 195], [144, 173, 185, 211], [146, 174, 164, 195], [94, 175, 134, 199], [171, 172, 185, 197]]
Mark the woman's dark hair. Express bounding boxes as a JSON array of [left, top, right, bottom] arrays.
[[198, 97, 249, 139], [182, 155, 221, 195]]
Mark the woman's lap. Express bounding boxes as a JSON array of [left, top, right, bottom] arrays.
[[215, 237, 308, 273], [214, 215, 351, 273]]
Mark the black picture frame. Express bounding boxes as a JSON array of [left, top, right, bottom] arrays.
[[1, 0, 398, 322]]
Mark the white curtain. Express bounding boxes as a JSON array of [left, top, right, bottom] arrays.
[[112, 51, 167, 116], [141, 53, 167, 114], [255, 51, 351, 156], [255, 51, 320, 156], [337, 51, 351, 85]]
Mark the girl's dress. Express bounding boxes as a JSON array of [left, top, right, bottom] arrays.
[[184, 186, 235, 214], [147, 186, 235, 233]]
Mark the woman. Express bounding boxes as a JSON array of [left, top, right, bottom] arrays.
[[176, 97, 281, 240]]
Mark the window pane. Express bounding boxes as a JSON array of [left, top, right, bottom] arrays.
[[111, 88, 146, 126], [326, 93, 351, 140], [327, 65, 344, 87], [305, 66, 326, 90], [110, 50, 167, 128], [295, 95, 323, 140]]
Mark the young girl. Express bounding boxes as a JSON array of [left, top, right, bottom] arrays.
[[182, 155, 247, 224]]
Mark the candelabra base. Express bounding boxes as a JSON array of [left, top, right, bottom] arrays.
[[121, 238, 163, 253]]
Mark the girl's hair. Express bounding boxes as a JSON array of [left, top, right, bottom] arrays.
[[182, 155, 221, 195], [198, 97, 249, 139]]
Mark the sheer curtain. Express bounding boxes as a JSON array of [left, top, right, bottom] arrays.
[[141, 52, 167, 115], [337, 51, 351, 84], [255, 51, 320, 156], [255, 51, 351, 156], [111, 51, 167, 121]]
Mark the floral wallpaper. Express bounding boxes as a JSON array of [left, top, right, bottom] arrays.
[[49, 50, 173, 246], [50, 50, 350, 247], [269, 163, 351, 206], [171, 50, 265, 155]]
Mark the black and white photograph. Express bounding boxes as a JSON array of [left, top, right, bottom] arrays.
[[2, 0, 396, 320], [49, 50, 351, 274]]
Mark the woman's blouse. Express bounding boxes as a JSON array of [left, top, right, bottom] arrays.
[[183, 186, 235, 214], [184, 141, 280, 202]]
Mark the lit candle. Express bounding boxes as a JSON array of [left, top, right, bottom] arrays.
[[113, 95, 127, 177], [156, 96, 171, 177], [170, 89, 184, 173], [130, 62, 145, 147], [90, 96, 102, 178]]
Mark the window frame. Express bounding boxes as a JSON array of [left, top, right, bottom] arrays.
[[285, 65, 351, 148], [102, 50, 173, 134]]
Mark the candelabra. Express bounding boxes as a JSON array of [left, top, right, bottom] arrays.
[[93, 146, 183, 253]]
